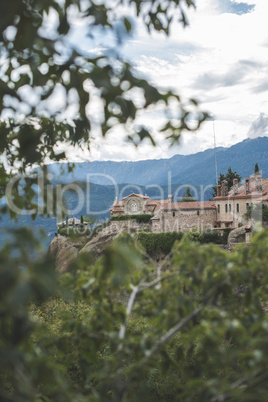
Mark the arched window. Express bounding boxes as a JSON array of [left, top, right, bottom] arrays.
[[236, 203, 240, 213], [131, 202, 137, 212], [218, 204, 220, 213], [225, 204, 228, 213], [229, 204, 231, 212]]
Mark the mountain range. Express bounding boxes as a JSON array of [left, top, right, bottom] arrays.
[[1, 136, 268, 248], [47, 137, 268, 187]]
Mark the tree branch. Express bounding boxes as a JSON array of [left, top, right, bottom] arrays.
[[144, 305, 204, 363]]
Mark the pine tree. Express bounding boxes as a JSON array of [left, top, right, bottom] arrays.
[[212, 167, 241, 197], [181, 186, 196, 202], [254, 163, 259, 174]]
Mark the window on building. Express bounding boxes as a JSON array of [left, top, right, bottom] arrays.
[[225, 204, 228, 213], [173, 211, 175, 217], [131, 203, 137, 212], [236, 203, 240, 213], [218, 204, 220, 213], [197, 211, 200, 216], [229, 204, 231, 212], [246, 203, 249, 210]]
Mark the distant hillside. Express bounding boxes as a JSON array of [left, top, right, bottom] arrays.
[[47, 137, 268, 187], [172, 137, 268, 186], [2, 136, 267, 246]]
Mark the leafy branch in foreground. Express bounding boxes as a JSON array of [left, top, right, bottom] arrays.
[[2, 231, 268, 401], [0, 0, 207, 175]]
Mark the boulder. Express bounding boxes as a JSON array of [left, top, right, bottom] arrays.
[[228, 226, 246, 245]]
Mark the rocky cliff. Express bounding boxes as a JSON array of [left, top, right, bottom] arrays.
[[48, 221, 150, 272]]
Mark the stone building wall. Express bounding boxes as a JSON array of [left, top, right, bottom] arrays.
[[124, 196, 146, 214], [151, 208, 216, 233], [216, 197, 265, 228]]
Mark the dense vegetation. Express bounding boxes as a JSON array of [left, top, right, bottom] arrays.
[[1, 1, 268, 401], [110, 214, 152, 223], [58, 226, 92, 237], [136, 229, 230, 256], [212, 167, 242, 197], [2, 229, 268, 401], [180, 186, 197, 202]]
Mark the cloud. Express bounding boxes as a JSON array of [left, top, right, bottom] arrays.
[[194, 59, 261, 90], [58, 0, 268, 161], [247, 113, 268, 138], [252, 82, 268, 94]]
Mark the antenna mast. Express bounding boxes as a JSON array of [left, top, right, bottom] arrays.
[[213, 122, 218, 186]]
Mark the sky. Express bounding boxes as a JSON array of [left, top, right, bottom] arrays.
[[66, 0, 268, 161]]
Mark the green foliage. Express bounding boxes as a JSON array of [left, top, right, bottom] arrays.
[[0, 228, 61, 400], [0, 0, 209, 221], [245, 203, 268, 222], [180, 186, 197, 202], [110, 214, 152, 223], [2, 2, 268, 402], [3, 229, 268, 401], [80, 214, 84, 224], [212, 167, 242, 197], [137, 231, 184, 255], [83, 215, 95, 224], [254, 163, 260, 174], [58, 226, 91, 237], [136, 229, 225, 256], [0, 0, 207, 177]]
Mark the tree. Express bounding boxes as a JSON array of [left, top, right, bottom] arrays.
[[0, 0, 209, 218], [1, 2, 268, 402], [245, 202, 268, 222], [0, 3, 208, 397], [81, 214, 84, 224], [212, 167, 242, 197], [18, 231, 268, 400], [181, 186, 196, 202], [254, 163, 260, 174], [0, 0, 207, 174]]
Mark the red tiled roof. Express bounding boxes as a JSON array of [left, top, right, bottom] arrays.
[[146, 200, 159, 206], [123, 193, 150, 200], [261, 194, 268, 202], [113, 200, 124, 207], [111, 196, 216, 215]]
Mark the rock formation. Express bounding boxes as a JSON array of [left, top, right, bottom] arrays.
[[228, 226, 246, 245], [49, 221, 150, 272], [48, 235, 85, 273]]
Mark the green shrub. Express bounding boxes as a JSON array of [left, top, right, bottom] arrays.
[[137, 229, 226, 256], [194, 229, 225, 245], [58, 227, 91, 237], [136, 232, 184, 255], [110, 214, 152, 223]]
